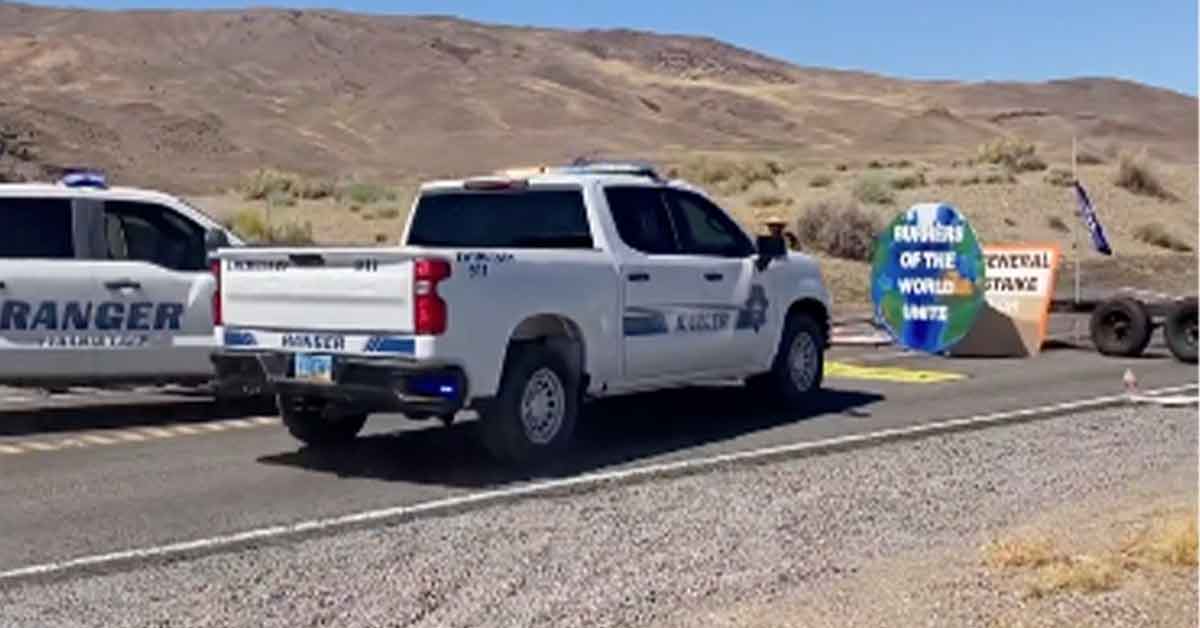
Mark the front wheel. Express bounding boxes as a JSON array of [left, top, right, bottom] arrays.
[[278, 395, 367, 446], [478, 342, 580, 467], [747, 312, 825, 408]]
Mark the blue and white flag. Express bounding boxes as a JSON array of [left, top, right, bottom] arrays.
[[1073, 181, 1112, 255]]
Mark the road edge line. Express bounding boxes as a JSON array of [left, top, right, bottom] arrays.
[[1, 383, 1195, 588]]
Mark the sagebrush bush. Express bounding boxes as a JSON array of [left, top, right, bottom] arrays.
[[223, 209, 314, 245], [852, 173, 895, 204], [1046, 216, 1070, 233], [1114, 152, 1175, 200], [794, 200, 882, 261], [1134, 222, 1192, 252], [890, 171, 926, 190], [339, 182, 396, 206], [240, 168, 299, 201], [809, 173, 833, 188], [669, 157, 786, 194], [976, 136, 1047, 173], [1044, 168, 1074, 187]]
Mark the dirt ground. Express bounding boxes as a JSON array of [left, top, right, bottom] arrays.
[[661, 460, 1198, 628]]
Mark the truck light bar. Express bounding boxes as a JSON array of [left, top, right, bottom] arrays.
[[59, 168, 108, 189]]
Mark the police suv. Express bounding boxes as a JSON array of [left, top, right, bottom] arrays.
[[0, 171, 242, 389], [212, 161, 831, 465]]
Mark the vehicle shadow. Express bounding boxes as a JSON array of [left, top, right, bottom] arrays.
[[0, 396, 277, 437], [256, 385, 885, 489]]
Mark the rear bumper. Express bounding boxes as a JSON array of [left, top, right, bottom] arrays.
[[210, 350, 468, 416]]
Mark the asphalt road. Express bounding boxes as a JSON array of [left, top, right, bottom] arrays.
[[0, 337, 1195, 574]]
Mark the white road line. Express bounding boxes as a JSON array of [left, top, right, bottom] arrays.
[[1, 383, 1195, 585], [81, 434, 118, 446], [0, 444, 25, 455]]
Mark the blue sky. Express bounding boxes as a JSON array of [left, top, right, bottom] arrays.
[[23, 0, 1199, 95]]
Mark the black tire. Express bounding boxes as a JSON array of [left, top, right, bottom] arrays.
[[478, 342, 580, 467], [1090, 297, 1152, 357], [746, 311, 825, 408], [1164, 298, 1198, 363], [278, 394, 367, 446]]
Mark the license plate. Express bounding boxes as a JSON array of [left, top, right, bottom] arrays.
[[294, 353, 333, 384]]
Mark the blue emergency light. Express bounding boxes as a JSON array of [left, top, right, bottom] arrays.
[[59, 168, 108, 189]]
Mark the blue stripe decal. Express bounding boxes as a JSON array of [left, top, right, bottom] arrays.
[[364, 336, 416, 354], [223, 329, 258, 347]]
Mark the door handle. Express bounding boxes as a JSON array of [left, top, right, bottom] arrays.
[[704, 272, 724, 282], [627, 272, 650, 282], [104, 279, 142, 290]]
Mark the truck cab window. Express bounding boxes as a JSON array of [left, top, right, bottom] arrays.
[[0, 197, 75, 259], [604, 186, 678, 255], [665, 190, 754, 258], [102, 201, 206, 272]]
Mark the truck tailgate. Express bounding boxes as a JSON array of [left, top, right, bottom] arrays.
[[218, 248, 416, 332]]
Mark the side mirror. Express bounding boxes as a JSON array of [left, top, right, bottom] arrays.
[[204, 228, 231, 252], [755, 234, 787, 271]]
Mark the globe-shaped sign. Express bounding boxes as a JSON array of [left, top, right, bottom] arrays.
[[870, 203, 986, 354]]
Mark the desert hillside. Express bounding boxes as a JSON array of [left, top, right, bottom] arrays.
[[1, 2, 1195, 309], [0, 2, 1195, 192]]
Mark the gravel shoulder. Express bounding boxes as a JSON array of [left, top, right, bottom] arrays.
[[2, 404, 1195, 628]]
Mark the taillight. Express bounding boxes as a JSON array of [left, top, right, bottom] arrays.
[[413, 257, 451, 335], [210, 259, 223, 326]]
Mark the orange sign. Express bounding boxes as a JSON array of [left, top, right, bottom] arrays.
[[950, 243, 1061, 357]]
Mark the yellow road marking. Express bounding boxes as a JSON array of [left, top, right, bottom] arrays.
[[0, 416, 279, 456], [824, 360, 966, 384]]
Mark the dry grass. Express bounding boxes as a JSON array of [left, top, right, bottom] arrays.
[[222, 208, 316, 245], [1134, 222, 1194, 252], [240, 168, 334, 202], [1114, 151, 1176, 200], [1045, 215, 1070, 233], [1123, 510, 1198, 567], [982, 537, 1058, 569], [668, 156, 787, 195], [1027, 557, 1122, 598], [982, 507, 1197, 601], [889, 171, 926, 190]]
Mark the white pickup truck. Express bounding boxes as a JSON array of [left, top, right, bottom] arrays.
[[211, 162, 832, 465]]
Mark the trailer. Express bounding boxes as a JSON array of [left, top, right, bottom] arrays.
[[1050, 291, 1197, 363]]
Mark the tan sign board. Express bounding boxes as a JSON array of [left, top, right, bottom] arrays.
[[949, 243, 1061, 358]]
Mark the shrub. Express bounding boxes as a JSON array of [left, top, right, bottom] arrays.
[[809, 173, 833, 188], [1114, 152, 1175, 200], [834, 163, 849, 172], [297, 178, 336, 200], [890, 171, 926, 190], [866, 159, 884, 169], [976, 136, 1047, 173], [374, 233, 389, 244], [748, 194, 791, 208], [1134, 222, 1192, 252], [1044, 168, 1074, 187], [1076, 150, 1104, 165], [852, 173, 895, 204], [1046, 216, 1070, 233], [223, 209, 314, 245], [794, 200, 882, 261], [240, 168, 299, 201], [668, 157, 786, 194], [933, 175, 958, 186], [339, 182, 396, 206], [266, 189, 296, 207], [372, 207, 403, 220]]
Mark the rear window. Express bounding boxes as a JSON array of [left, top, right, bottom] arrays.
[[406, 188, 593, 249], [0, 197, 75, 259]]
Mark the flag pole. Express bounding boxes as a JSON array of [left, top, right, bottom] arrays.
[[1072, 135, 1081, 305]]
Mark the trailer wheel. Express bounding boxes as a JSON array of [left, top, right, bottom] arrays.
[[1164, 298, 1198, 363], [1089, 297, 1152, 357]]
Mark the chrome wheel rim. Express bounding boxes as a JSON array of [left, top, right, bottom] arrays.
[[788, 331, 819, 391], [520, 368, 566, 445]]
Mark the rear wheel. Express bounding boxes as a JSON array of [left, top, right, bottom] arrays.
[[1164, 298, 1198, 363], [746, 311, 825, 408], [1090, 297, 1152, 357], [478, 342, 579, 467], [278, 395, 367, 446]]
